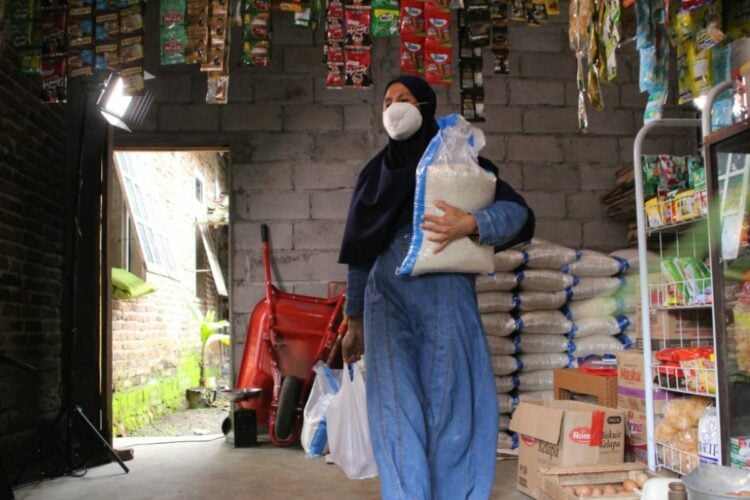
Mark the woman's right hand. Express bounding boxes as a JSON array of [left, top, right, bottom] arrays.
[[342, 316, 365, 364]]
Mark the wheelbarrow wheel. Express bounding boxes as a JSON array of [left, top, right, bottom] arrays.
[[275, 375, 303, 441]]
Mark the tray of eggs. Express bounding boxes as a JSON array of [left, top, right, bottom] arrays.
[[541, 465, 650, 500]]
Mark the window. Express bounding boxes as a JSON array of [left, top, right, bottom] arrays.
[[114, 152, 179, 279]]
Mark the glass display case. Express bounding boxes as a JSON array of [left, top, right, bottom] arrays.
[[705, 118, 750, 467]]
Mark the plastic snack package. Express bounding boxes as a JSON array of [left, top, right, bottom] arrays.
[[400, 33, 425, 75]]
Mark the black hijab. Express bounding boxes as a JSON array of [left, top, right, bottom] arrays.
[[338, 76, 439, 266]]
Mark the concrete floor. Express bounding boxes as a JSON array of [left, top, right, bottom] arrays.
[[14, 435, 529, 499]]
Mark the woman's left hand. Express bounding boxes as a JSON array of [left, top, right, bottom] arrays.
[[421, 200, 478, 254]]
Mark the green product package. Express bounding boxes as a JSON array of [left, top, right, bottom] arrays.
[[161, 25, 187, 64], [161, 0, 186, 27], [372, 8, 399, 36], [661, 257, 690, 305], [680, 257, 711, 294], [642, 155, 660, 198], [688, 155, 706, 190], [372, 0, 398, 8]]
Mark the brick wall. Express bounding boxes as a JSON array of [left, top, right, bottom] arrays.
[[0, 43, 67, 479], [114, 1, 696, 370], [109, 151, 228, 431]]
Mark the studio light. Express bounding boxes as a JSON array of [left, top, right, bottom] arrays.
[[96, 72, 154, 132]]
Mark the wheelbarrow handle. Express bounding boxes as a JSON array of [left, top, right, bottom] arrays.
[[261, 223, 270, 243]]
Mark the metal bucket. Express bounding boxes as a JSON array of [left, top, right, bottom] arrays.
[[683, 464, 750, 500]]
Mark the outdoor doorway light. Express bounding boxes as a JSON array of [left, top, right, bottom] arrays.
[[96, 72, 154, 132]]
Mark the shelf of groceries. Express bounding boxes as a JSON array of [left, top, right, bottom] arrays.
[[656, 440, 701, 476]]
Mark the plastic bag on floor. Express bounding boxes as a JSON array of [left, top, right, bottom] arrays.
[[301, 361, 343, 457], [481, 312, 518, 337], [573, 334, 631, 357], [327, 363, 378, 480], [517, 310, 573, 335], [572, 315, 630, 338], [516, 370, 554, 391], [517, 352, 573, 371], [562, 250, 629, 277], [477, 292, 517, 313], [515, 334, 572, 354], [495, 375, 517, 393], [518, 270, 577, 292], [492, 355, 520, 376], [494, 249, 527, 272], [570, 277, 625, 301], [487, 336, 517, 355], [476, 272, 519, 292], [524, 243, 580, 269], [516, 290, 570, 312], [609, 248, 659, 274]]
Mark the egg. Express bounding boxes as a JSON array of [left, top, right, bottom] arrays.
[[575, 485, 593, 497], [602, 485, 617, 495], [636, 473, 649, 488], [623, 479, 638, 492], [591, 487, 602, 496]]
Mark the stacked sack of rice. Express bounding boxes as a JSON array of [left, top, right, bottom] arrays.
[[477, 242, 649, 452]]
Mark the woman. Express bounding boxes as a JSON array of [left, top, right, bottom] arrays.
[[339, 75, 534, 500]]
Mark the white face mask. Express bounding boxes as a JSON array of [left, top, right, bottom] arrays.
[[382, 102, 423, 141]]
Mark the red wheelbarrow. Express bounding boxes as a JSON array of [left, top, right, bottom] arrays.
[[233, 224, 346, 446]]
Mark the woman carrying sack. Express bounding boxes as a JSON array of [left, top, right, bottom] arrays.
[[338, 75, 534, 499]]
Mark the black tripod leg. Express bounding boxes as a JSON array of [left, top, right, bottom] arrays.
[[0, 460, 13, 500], [73, 407, 129, 474]]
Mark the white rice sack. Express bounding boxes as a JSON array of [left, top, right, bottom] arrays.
[[494, 249, 527, 272], [570, 277, 625, 301], [571, 315, 631, 338], [492, 355, 520, 376], [497, 393, 519, 412], [517, 390, 555, 402], [398, 115, 496, 276], [562, 250, 629, 277], [497, 431, 518, 450], [517, 310, 573, 335], [517, 353, 573, 372], [524, 243, 580, 269], [516, 291, 569, 312], [477, 292, 517, 313], [495, 375, 517, 393], [518, 269, 577, 292], [486, 336, 517, 355], [481, 312, 518, 337], [516, 334, 571, 354], [476, 272, 519, 292], [573, 335, 631, 356], [516, 370, 554, 391], [499, 413, 512, 431], [609, 248, 660, 274], [563, 296, 633, 320]]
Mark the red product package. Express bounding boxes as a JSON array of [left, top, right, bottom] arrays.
[[42, 9, 67, 56], [425, 43, 452, 85], [400, 34, 425, 75], [425, 4, 450, 46], [344, 49, 372, 88], [399, 0, 425, 36], [327, 63, 344, 88], [326, 16, 345, 40], [425, 0, 450, 9], [41, 57, 67, 103], [345, 7, 371, 48], [325, 41, 344, 63]]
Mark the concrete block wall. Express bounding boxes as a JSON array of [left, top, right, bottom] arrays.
[[114, 1, 698, 369], [0, 43, 67, 478]]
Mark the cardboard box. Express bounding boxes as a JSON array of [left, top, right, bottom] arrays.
[[616, 350, 676, 414], [553, 369, 618, 408], [650, 309, 713, 341], [510, 400, 626, 499], [540, 463, 647, 500], [624, 410, 658, 464]]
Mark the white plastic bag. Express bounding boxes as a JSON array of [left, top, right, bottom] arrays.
[[399, 114, 496, 276], [301, 361, 342, 457], [572, 315, 630, 338], [570, 277, 625, 301], [327, 363, 379, 480], [572, 335, 629, 356]]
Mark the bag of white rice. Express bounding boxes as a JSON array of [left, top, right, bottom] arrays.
[[525, 243, 580, 269], [399, 115, 496, 276], [516, 370, 555, 391], [570, 277, 625, 301], [517, 353, 573, 371], [517, 390, 555, 401], [516, 290, 570, 311], [609, 248, 660, 274], [571, 315, 630, 338], [476, 272, 519, 292], [518, 269, 577, 292], [486, 336, 517, 355], [516, 334, 571, 354], [572, 334, 631, 356], [497, 393, 519, 412], [562, 250, 629, 277], [495, 375, 517, 393], [517, 310, 573, 334], [563, 296, 633, 320], [477, 292, 517, 313], [494, 249, 527, 272], [497, 431, 518, 450], [499, 414, 512, 431], [492, 355, 520, 376], [481, 312, 518, 337]]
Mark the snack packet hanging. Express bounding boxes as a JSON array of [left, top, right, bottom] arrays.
[[400, 33, 425, 75], [425, 43, 452, 86], [372, 8, 398, 36], [344, 49, 372, 88], [399, 0, 425, 36], [398, 114, 496, 276]]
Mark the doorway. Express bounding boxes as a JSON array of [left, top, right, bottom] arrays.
[[106, 149, 231, 438]]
